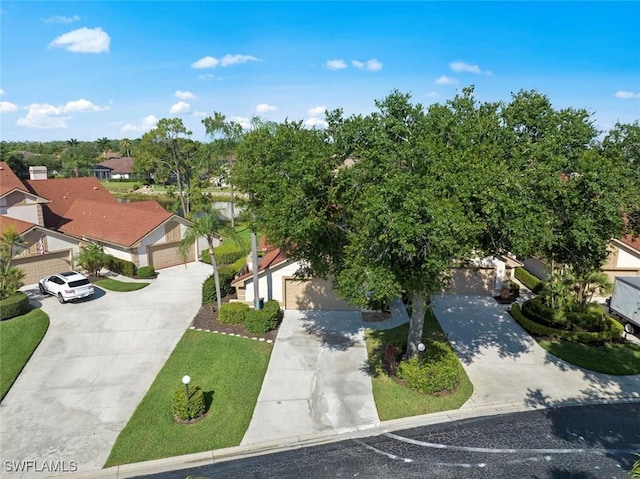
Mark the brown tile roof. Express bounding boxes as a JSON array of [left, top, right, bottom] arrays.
[[231, 247, 289, 285], [0, 161, 29, 197], [97, 157, 134, 174], [59, 198, 175, 247], [0, 215, 35, 235], [24, 177, 119, 228], [620, 235, 640, 254]]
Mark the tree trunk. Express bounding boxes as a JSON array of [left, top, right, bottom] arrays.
[[210, 247, 222, 312], [405, 289, 426, 359]]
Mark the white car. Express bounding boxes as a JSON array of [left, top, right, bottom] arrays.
[[39, 271, 94, 304]]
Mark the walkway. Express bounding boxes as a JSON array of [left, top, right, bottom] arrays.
[[0, 262, 211, 478], [241, 309, 380, 445]]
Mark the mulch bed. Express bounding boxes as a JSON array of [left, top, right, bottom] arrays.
[[190, 295, 279, 342]]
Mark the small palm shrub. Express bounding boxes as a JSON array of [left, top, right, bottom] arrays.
[[397, 341, 461, 395], [172, 385, 206, 421], [75, 243, 109, 277], [219, 302, 249, 324]]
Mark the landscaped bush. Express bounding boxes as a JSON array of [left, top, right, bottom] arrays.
[[0, 292, 30, 321], [200, 249, 211, 265], [510, 281, 520, 298], [172, 385, 206, 421], [396, 341, 461, 395], [511, 303, 623, 344], [213, 244, 246, 265], [136, 266, 156, 279], [202, 274, 217, 304], [107, 256, 137, 278], [201, 266, 240, 304], [521, 297, 609, 333], [514, 267, 544, 293], [245, 300, 281, 334], [218, 302, 249, 324]]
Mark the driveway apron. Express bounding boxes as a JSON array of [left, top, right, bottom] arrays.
[[241, 310, 380, 445], [431, 295, 640, 410], [0, 262, 211, 478]]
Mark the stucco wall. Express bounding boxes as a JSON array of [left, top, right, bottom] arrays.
[[243, 261, 300, 303], [616, 246, 640, 269]]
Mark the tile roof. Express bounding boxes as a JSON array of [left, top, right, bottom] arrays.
[[620, 235, 640, 253], [231, 247, 289, 285], [0, 215, 35, 235], [58, 198, 175, 247], [96, 157, 134, 174], [0, 161, 29, 197], [24, 177, 119, 228]]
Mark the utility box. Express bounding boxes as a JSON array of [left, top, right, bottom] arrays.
[[609, 276, 640, 334]]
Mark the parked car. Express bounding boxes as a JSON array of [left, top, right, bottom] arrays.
[[39, 271, 94, 304]]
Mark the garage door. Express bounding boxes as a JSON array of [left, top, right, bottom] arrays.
[[148, 242, 194, 269], [13, 250, 72, 285], [284, 277, 358, 310], [447, 267, 496, 295]]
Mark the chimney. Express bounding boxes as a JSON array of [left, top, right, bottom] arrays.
[[29, 166, 47, 180]]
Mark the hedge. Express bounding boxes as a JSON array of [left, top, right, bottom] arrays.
[[396, 340, 462, 395], [245, 300, 282, 334], [218, 302, 249, 324], [136, 266, 156, 279], [0, 292, 30, 321], [511, 303, 623, 344], [214, 244, 246, 265], [107, 256, 137, 278], [521, 297, 608, 333], [514, 267, 544, 293], [172, 385, 206, 421], [201, 265, 242, 304]]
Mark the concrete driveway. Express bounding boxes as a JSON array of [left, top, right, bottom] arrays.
[[0, 262, 211, 478], [241, 310, 380, 445], [431, 294, 640, 411]]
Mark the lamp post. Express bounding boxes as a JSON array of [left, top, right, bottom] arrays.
[[182, 375, 191, 400], [417, 342, 426, 364]]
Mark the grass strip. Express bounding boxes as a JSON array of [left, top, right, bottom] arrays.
[[0, 309, 49, 401], [539, 339, 640, 375], [105, 330, 272, 467], [365, 309, 473, 421], [94, 279, 150, 292]]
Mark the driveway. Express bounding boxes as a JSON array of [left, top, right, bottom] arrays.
[[431, 294, 640, 411], [0, 262, 211, 478], [241, 310, 380, 445]]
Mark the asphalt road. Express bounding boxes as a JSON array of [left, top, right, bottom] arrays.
[[135, 402, 640, 479]]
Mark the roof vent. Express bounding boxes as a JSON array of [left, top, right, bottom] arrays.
[[93, 186, 98, 190]]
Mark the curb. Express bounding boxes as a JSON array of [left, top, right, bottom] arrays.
[[59, 396, 640, 479]]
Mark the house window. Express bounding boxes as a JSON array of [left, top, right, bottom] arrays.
[[165, 222, 180, 242]]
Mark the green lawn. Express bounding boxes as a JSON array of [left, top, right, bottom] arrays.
[[0, 309, 50, 401], [365, 309, 473, 421], [539, 339, 640, 375], [94, 279, 150, 292], [104, 330, 272, 467]]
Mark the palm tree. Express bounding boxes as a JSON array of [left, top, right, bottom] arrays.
[[96, 137, 110, 158], [178, 211, 242, 312], [67, 138, 79, 148], [120, 138, 132, 157], [0, 226, 26, 299]]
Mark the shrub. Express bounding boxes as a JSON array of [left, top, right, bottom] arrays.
[[0, 292, 30, 321], [172, 385, 206, 421], [75, 243, 109, 277], [511, 303, 623, 344], [396, 341, 461, 395], [514, 267, 544, 293], [202, 275, 217, 304], [245, 301, 281, 334], [219, 302, 249, 324], [509, 281, 520, 298], [218, 265, 237, 298], [521, 298, 609, 333], [106, 256, 137, 278], [136, 266, 155, 279], [200, 249, 211, 265], [214, 244, 246, 265], [230, 256, 247, 273]]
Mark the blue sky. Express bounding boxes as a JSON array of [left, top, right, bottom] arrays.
[[1, 1, 639, 142]]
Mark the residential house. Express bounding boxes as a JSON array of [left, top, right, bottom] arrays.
[[0, 162, 210, 283], [93, 156, 135, 181]]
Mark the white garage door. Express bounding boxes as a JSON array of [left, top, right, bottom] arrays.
[[13, 250, 72, 285], [148, 241, 194, 270], [284, 277, 358, 311]]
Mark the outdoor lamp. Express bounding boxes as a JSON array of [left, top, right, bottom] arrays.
[[182, 375, 191, 399], [417, 343, 426, 352]]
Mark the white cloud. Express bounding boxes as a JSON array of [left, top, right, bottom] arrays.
[[435, 75, 458, 85], [255, 103, 277, 114], [615, 90, 640, 99], [16, 99, 102, 128], [230, 116, 251, 129], [49, 27, 110, 53], [191, 111, 207, 118], [352, 59, 383, 71], [308, 105, 326, 116], [0, 89, 5, 96], [325, 59, 347, 70], [43, 14, 80, 24], [0, 101, 18, 113], [305, 117, 328, 128], [192, 54, 259, 69], [175, 90, 196, 100], [449, 61, 492, 76], [169, 101, 191, 114], [121, 115, 158, 133]]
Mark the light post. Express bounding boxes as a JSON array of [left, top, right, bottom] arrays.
[[417, 342, 426, 364], [182, 375, 191, 400]]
